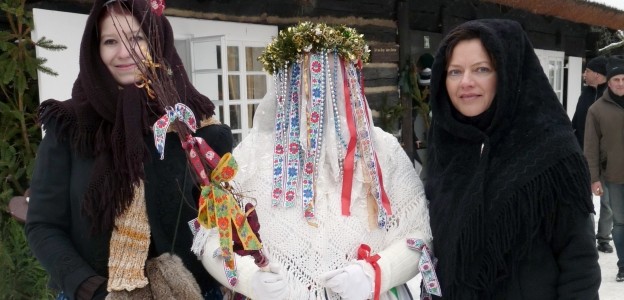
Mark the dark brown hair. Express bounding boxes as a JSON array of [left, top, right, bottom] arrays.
[[444, 26, 497, 70]]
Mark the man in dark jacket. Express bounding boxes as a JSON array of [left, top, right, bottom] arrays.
[[573, 56, 614, 254], [573, 56, 608, 148], [585, 55, 624, 282]]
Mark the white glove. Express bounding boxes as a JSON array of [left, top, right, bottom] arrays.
[[320, 263, 373, 300], [250, 263, 288, 300]]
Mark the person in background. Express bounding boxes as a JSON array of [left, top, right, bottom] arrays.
[[413, 53, 434, 161], [25, 0, 232, 299], [426, 19, 600, 299], [585, 55, 624, 282], [573, 56, 608, 148], [572, 55, 614, 254]]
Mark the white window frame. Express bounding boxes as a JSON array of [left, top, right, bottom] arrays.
[[535, 49, 565, 103], [169, 19, 277, 145]]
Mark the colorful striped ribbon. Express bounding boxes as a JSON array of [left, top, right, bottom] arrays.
[[153, 103, 198, 160], [181, 134, 262, 286], [300, 53, 326, 221], [196, 153, 263, 286], [406, 238, 441, 298]]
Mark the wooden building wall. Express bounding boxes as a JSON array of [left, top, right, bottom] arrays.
[[410, 0, 590, 57], [24, 0, 607, 111], [28, 0, 402, 111]]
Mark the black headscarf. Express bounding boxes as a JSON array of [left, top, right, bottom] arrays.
[[426, 19, 593, 299], [38, 0, 215, 233]]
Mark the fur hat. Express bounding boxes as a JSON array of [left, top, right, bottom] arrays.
[[419, 67, 432, 86], [607, 55, 624, 80], [586, 56, 607, 77]]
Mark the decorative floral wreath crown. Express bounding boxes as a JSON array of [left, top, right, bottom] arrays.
[[259, 22, 370, 74]]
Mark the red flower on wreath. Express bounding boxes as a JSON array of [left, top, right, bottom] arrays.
[[150, 0, 165, 16]]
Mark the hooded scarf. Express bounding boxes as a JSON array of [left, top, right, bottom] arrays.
[[37, 0, 214, 234], [425, 19, 593, 299]]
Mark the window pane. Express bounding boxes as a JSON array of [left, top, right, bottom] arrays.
[[229, 104, 242, 130], [228, 75, 240, 100], [228, 46, 239, 71], [174, 39, 191, 78], [194, 73, 222, 100], [246, 47, 265, 71], [218, 105, 224, 123], [548, 62, 555, 87], [193, 41, 221, 70], [233, 133, 242, 147], [246, 75, 267, 99], [248, 103, 259, 127]]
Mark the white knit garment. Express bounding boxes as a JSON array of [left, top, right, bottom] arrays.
[[202, 56, 432, 299]]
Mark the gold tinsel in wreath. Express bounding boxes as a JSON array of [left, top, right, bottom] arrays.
[[259, 22, 371, 75]]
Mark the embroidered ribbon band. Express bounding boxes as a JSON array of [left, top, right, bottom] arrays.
[[153, 103, 198, 159], [197, 153, 263, 286], [406, 238, 441, 298]]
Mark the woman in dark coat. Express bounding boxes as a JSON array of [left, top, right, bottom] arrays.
[[425, 19, 600, 299], [25, 0, 232, 299]]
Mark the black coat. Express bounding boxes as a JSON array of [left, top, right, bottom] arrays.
[[25, 121, 233, 299], [571, 84, 607, 149], [426, 19, 600, 299]]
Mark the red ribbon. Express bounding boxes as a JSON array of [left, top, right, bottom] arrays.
[[357, 244, 381, 300], [181, 134, 221, 185], [374, 155, 392, 215], [341, 59, 358, 216]]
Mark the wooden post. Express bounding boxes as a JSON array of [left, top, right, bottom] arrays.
[[398, 0, 414, 163]]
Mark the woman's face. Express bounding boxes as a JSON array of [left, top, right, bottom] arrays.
[[445, 39, 497, 117], [99, 10, 147, 85]]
